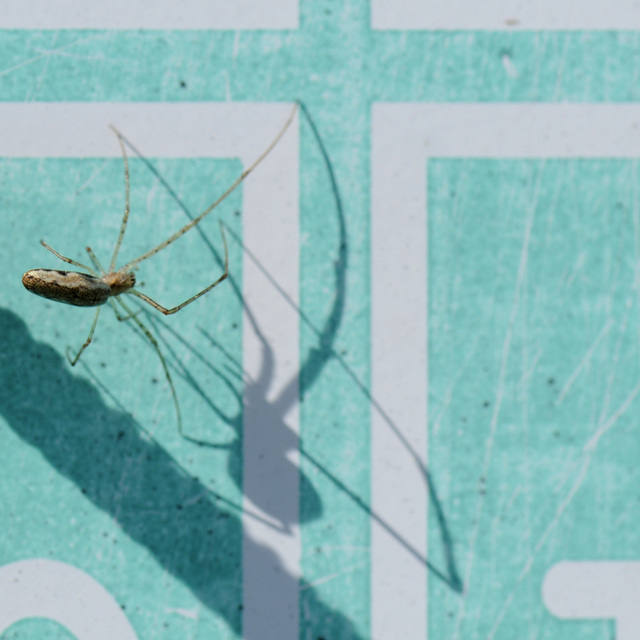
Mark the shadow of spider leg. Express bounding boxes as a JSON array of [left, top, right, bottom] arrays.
[[22, 104, 298, 441]]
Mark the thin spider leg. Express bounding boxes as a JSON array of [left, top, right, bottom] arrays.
[[86, 246, 106, 275], [115, 296, 184, 437], [108, 125, 131, 272], [109, 298, 140, 322], [129, 223, 228, 315], [41, 241, 96, 274], [67, 306, 102, 366], [120, 102, 298, 271]]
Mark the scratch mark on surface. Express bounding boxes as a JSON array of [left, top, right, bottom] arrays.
[[222, 69, 232, 102], [181, 490, 210, 508], [452, 163, 542, 639], [532, 457, 591, 563], [556, 318, 613, 404], [584, 376, 640, 453], [631, 159, 640, 287], [299, 560, 368, 591], [562, 250, 586, 289], [166, 607, 200, 620], [596, 298, 633, 433], [516, 348, 541, 395], [485, 455, 591, 640], [486, 371, 640, 637], [451, 159, 470, 227], [531, 33, 542, 98], [26, 33, 57, 101], [501, 53, 519, 78], [74, 159, 112, 196], [432, 331, 480, 436], [232, 30, 241, 61], [316, 545, 370, 552], [0, 33, 106, 79], [502, 485, 522, 518], [552, 34, 570, 101]]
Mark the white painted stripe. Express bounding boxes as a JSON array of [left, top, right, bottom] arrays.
[[372, 0, 640, 30], [543, 562, 640, 640], [0, 0, 298, 29], [0, 102, 300, 640], [241, 108, 300, 640], [371, 107, 428, 640], [0, 559, 138, 639], [0, 103, 295, 159], [373, 104, 640, 161], [370, 103, 640, 640]]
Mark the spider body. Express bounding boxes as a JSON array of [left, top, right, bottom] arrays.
[[21, 103, 297, 439], [22, 268, 135, 307]]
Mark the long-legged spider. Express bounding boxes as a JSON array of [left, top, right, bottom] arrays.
[[22, 104, 297, 438]]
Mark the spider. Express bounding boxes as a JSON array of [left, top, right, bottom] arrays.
[[22, 104, 297, 438]]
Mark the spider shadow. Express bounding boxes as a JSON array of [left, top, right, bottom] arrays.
[[136, 102, 462, 593], [0, 307, 365, 638]]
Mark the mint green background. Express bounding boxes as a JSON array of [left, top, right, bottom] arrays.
[[429, 159, 640, 638], [1, 157, 246, 639], [1, 620, 77, 639], [1, 5, 640, 640]]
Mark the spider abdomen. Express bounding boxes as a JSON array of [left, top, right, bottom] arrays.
[[22, 269, 111, 307]]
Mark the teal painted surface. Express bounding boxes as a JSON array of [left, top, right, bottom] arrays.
[[1, 619, 78, 639], [4, 29, 640, 103], [1, 4, 639, 640], [298, 107, 370, 637], [1, 157, 246, 639], [429, 159, 640, 638]]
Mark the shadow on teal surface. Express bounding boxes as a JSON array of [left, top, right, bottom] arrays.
[[17, 102, 464, 639], [0, 306, 365, 639], [141, 102, 462, 594], [299, 103, 461, 594]]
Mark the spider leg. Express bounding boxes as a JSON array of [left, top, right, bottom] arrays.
[[129, 222, 228, 316], [67, 306, 102, 366], [120, 102, 298, 272], [85, 246, 105, 275], [108, 125, 131, 272], [109, 298, 143, 322], [115, 296, 185, 438], [41, 241, 96, 274]]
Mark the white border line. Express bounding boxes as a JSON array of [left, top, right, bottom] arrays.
[[372, 0, 640, 30], [371, 106, 429, 640], [543, 561, 640, 638], [240, 107, 301, 640], [371, 103, 640, 639], [0, 0, 298, 29], [0, 101, 300, 640], [0, 559, 138, 639]]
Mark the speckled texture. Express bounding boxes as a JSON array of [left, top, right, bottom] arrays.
[[1, 4, 639, 640], [428, 159, 640, 639]]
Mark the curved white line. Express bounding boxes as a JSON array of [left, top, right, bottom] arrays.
[[0, 559, 138, 640]]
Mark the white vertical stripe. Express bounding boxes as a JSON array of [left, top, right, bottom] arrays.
[[240, 107, 300, 640], [0, 102, 300, 640], [370, 103, 640, 640], [0, 0, 298, 29], [372, 0, 640, 30], [371, 107, 429, 640]]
